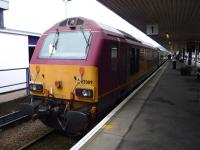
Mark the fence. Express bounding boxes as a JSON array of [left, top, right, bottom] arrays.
[[0, 67, 30, 95]]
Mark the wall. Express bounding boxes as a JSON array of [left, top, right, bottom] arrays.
[[0, 32, 29, 93]]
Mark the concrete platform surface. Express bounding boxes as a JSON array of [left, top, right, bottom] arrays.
[[80, 61, 200, 150], [118, 62, 200, 150], [0, 89, 26, 104]]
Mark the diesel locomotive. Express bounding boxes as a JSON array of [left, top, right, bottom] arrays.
[[24, 17, 162, 134]]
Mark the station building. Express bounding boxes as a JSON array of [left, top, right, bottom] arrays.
[[0, 0, 40, 94]]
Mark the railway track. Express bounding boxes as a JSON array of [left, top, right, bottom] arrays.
[[18, 129, 55, 150], [0, 111, 30, 129]]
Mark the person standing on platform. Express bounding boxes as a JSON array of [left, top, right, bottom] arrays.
[[172, 55, 176, 69], [168, 54, 171, 60]]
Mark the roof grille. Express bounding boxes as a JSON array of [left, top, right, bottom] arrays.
[[59, 18, 84, 27], [59, 20, 68, 26]]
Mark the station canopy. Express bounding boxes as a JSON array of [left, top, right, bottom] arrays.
[[97, 0, 200, 51]]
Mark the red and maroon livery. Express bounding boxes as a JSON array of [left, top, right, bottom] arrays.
[[23, 17, 160, 134]]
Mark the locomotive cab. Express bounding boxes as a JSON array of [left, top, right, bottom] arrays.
[[27, 17, 100, 133]]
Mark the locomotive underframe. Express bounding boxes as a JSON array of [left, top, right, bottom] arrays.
[[21, 96, 94, 134]]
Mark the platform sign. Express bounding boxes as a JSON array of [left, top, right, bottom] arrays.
[[146, 24, 159, 35]]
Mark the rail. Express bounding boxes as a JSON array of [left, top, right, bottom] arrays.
[[18, 129, 55, 150], [0, 111, 30, 129]]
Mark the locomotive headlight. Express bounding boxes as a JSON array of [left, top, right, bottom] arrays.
[[75, 88, 93, 98], [30, 83, 43, 92], [82, 90, 90, 97], [32, 84, 37, 91]]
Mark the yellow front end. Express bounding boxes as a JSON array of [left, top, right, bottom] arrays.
[[30, 64, 98, 103]]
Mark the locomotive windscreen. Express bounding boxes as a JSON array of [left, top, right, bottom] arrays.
[[38, 31, 92, 59]]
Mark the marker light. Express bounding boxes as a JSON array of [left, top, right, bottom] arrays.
[[79, 67, 85, 76], [55, 80, 62, 88], [36, 65, 40, 73]]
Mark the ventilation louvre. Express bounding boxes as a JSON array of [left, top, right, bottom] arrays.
[[59, 18, 84, 27]]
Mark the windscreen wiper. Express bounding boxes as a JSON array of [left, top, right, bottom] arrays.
[[50, 29, 60, 57], [80, 27, 91, 48]]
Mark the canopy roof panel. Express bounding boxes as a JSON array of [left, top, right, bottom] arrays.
[[97, 0, 200, 50]]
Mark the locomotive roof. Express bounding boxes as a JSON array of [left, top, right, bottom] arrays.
[[50, 17, 157, 50], [52, 17, 139, 41]]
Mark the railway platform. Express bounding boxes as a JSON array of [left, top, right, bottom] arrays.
[[71, 61, 200, 150], [0, 89, 26, 104]]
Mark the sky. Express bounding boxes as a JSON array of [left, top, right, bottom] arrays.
[[4, 0, 166, 50]]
